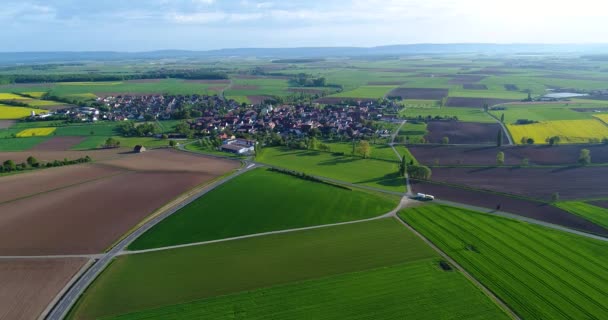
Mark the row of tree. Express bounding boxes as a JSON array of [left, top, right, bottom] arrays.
[[2, 69, 228, 84], [1, 155, 92, 173]]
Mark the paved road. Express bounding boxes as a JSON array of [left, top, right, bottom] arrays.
[[45, 163, 258, 320], [389, 120, 413, 196], [486, 110, 514, 145], [123, 195, 417, 256], [0, 254, 102, 260]]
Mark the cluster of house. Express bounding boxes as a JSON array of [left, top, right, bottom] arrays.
[[188, 100, 402, 140]]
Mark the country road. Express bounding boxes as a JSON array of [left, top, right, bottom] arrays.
[[44, 163, 259, 320]]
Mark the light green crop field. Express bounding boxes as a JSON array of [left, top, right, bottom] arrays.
[[224, 78, 290, 97], [449, 88, 527, 100], [399, 205, 608, 320], [399, 107, 494, 123], [330, 85, 397, 98], [70, 219, 440, 319], [256, 147, 405, 193], [490, 102, 608, 124], [555, 201, 608, 230], [48, 79, 222, 97], [130, 168, 399, 249], [0, 137, 50, 151], [105, 261, 509, 320]]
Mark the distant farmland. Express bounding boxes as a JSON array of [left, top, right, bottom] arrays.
[[400, 205, 608, 320]]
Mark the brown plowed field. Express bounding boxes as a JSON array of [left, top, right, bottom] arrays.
[[589, 200, 608, 209], [448, 75, 486, 84], [232, 85, 259, 90], [183, 79, 231, 84], [0, 258, 88, 320], [429, 166, 608, 201], [31, 136, 86, 151], [386, 88, 448, 100], [410, 180, 608, 236], [0, 120, 15, 129], [425, 121, 506, 144], [446, 97, 517, 108], [367, 81, 405, 85], [0, 147, 126, 163], [409, 144, 608, 166], [0, 164, 125, 204], [287, 88, 325, 94], [0, 150, 239, 255], [462, 84, 488, 90], [247, 95, 274, 104]]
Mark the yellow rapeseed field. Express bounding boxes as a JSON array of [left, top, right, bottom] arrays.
[[16, 127, 56, 137], [593, 114, 608, 125], [0, 105, 48, 119], [0, 93, 28, 100], [507, 119, 608, 144]]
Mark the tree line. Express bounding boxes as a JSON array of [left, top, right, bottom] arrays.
[[1, 155, 92, 173], [1, 69, 228, 84]]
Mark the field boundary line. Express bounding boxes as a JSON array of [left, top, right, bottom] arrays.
[[121, 196, 415, 256], [436, 199, 608, 242], [39, 259, 94, 320], [394, 214, 521, 320], [0, 254, 103, 259]]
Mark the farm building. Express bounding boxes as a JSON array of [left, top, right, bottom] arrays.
[[221, 138, 256, 154], [133, 145, 147, 153]]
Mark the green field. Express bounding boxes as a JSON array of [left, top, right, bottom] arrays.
[[555, 201, 608, 230], [48, 79, 223, 98], [0, 137, 49, 151], [256, 147, 405, 193], [130, 168, 399, 249], [399, 205, 608, 320], [71, 219, 442, 319], [490, 103, 607, 124], [106, 261, 509, 320]]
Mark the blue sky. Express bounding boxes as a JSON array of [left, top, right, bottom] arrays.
[[1, 0, 606, 51]]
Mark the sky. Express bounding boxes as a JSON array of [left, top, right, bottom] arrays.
[[2, 0, 607, 51]]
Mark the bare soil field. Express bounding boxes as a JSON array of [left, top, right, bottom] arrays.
[[0, 150, 239, 255], [31, 136, 87, 151], [409, 144, 608, 166], [101, 149, 239, 173], [448, 75, 487, 84], [462, 84, 488, 90], [0, 258, 88, 320], [183, 79, 230, 84], [425, 121, 506, 144], [429, 166, 608, 201], [387, 88, 449, 100], [0, 164, 125, 204], [445, 97, 517, 108], [589, 200, 608, 209], [0, 147, 126, 163], [410, 180, 608, 236], [231, 85, 259, 90], [0, 120, 15, 129], [314, 97, 377, 104], [247, 95, 274, 104], [367, 81, 405, 85]]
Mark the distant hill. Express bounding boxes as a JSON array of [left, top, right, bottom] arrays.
[[2, 44, 608, 64]]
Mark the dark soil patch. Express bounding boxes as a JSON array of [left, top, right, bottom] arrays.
[[231, 85, 259, 90], [589, 200, 608, 209], [410, 180, 608, 236], [387, 88, 448, 100], [247, 95, 274, 104], [0, 120, 15, 129], [367, 81, 405, 85], [409, 144, 608, 166], [31, 136, 86, 151], [183, 79, 231, 84], [448, 75, 487, 84], [425, 121, 506, 144], [504, 84, 519, 91], [429, 166, 608, 201], [462, 84, 488, 90], [445, 97, 517, 108]]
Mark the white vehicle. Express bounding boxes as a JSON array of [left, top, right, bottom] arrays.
[[415, 193, 434, 201]]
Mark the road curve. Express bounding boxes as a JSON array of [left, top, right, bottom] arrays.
[[45, 163, 258, 320]]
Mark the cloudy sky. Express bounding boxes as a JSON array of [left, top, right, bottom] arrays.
[[2, 0, 606, 51]]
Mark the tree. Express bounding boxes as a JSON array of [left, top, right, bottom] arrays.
[[551, 192, 560, 202], [497, 129, 503, 147], [547, 136, 561, 146], [526, 138, 535, 145], [355, 140, 371, 158], [441, 136, 449, 145], [26, 156, 39, 168], [399, 155, 407, 177], [169, 140, 177, 147], [104, 137, 120, 148], [500, 113, 505, 123], [3, 160, 16, 172], [407, 165, 432, 180], [483, 103, 489, 112], [496, 151, 505, 165], [309, 137, 318, 150], [578, 149, 591, 165]]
